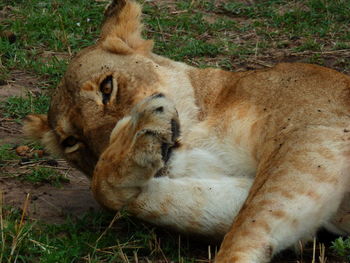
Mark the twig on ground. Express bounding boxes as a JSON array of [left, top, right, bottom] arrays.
[[154, 236, 169, 263], [208, 245, 212, 262], [8, 193, 32, 262], [118, 240, 130, 263], [156, 17, 166, 42], [319, 243, 327, 263], [133, 251, 139, 263], [290, 49, 350, 56], [28, 238, 56, 251], [0, 126, 19, 134], [90, 212, 122, 259], [148, 29, 173, 37], [95, 212, 122, 245]]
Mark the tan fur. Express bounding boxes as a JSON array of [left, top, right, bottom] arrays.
[[23, 114, 62, 156], [23, 1, 350, 262], [100, 0, 153, 54]]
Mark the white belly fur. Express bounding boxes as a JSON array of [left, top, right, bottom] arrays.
[[129, 145, 254, 237]]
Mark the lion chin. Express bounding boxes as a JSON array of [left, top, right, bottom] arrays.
[[23, 0, 350, 262]]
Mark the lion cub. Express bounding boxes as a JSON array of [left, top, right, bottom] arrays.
[[24, 0, 350, 262]]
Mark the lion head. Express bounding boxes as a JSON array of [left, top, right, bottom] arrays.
[[23, 0, 179, 176]]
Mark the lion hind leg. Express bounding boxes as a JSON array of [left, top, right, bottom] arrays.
[[215, 128, 350, 263]]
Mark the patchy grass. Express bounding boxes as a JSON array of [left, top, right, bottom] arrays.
[[0, 0, 349, 262], [0, 0, 104, 83], [0, 0, 105, 122], [22, 167, 69, 187], [220, 0, 350, 40], [0, 144, 18, 162], [143, 0, 350, 70], [0, 205, 212, 262], [1, 93, 50, 121]]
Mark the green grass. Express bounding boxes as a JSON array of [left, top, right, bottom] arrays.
[[0, 206, 210, 262], [1, 93, 50, 122], [143, 0, 349, 66], [221, 0, 350, 37], [1, 0, 349, 76], [0, 0, 349, 262], [23, 167, 69, 187], [0, 0, 104, 82], [0, 0, 105, 122], [332, 237, 350, 261], [0, 144, 18, 162]]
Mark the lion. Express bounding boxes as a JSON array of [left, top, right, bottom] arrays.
[[23, 0, 350, 262]]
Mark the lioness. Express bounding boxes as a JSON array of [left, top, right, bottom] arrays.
[[24, 0, 350, 262]]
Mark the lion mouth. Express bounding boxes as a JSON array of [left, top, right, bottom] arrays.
[[171, 118, 180, 141], [160, 118, 181, 164]]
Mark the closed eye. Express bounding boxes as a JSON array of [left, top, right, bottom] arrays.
[[62, 136, 80, 153], [100, 75, 113, 104], [62, 136, 77, 147]]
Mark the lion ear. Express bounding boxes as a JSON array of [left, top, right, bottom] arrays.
[[100, 0, 153, 55], [23, 114, 62, 156], [23, 114, 50, 141]]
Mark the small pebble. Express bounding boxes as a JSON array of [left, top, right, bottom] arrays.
[[45, 159, 58, 166], [16, 145, 30, 156]]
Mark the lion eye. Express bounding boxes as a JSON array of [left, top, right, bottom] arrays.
[[100, 75, 113, 104], [62, 136, 77, 148]]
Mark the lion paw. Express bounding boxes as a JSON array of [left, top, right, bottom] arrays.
[[111, 93, 180, 170], [133, 93, 180, 166]]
